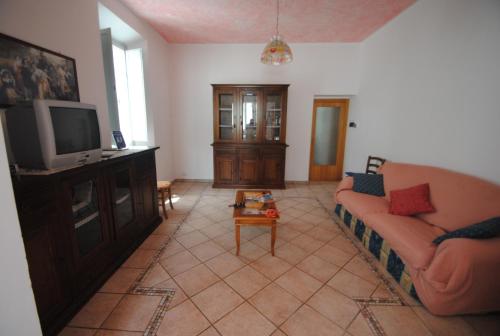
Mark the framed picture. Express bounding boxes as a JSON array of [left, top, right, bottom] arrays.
[[112, 130, 127, 149], [0, 32, 80, 107]]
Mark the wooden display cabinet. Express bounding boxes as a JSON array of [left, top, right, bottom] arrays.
[[212, 84, 289, 189]]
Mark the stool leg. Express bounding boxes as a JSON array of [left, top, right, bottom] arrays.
[[160, 190, 168, 219], [168, 186, 174, 209]]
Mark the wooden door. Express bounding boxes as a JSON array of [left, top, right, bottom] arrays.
[[309, 99, 349, 181], [238, 149, 259, 184]]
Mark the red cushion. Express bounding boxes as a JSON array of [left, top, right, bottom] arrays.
[[389, 183, 435, 216]]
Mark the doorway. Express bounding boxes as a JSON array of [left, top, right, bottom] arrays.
[[309, 99, 349, 181]]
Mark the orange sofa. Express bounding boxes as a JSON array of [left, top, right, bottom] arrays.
[[334, 162, 500, 315]]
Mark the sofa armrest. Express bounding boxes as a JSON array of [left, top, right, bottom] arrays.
[[415, 237, 500, 314], [335, 176, 353, 200]]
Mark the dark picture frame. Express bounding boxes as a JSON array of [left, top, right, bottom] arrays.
[[0, 32, 80, 107]]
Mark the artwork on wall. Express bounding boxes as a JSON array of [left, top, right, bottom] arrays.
[[0, 32, 80, 107]]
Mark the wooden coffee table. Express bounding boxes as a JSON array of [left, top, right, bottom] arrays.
[[233, 190, 279, 256]]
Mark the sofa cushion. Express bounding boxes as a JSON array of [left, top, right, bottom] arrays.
[[336, 190, 389, 222], [379, 162, 500, 231], [433, 217, 500, 244], [349, 173, 385, 196], [389, 183, 435, 216], [364, 213, 445, 269]]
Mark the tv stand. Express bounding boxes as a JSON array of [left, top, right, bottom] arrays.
[[12, 147, 161, 335]]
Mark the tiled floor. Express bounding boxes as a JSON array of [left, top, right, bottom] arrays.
[[60, 182, 500, 336]]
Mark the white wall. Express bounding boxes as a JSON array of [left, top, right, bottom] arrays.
[[346, 0, 500, 183], [169, 43, 360, 181]]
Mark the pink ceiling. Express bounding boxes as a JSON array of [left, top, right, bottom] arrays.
[[119, 0, 416, 43]]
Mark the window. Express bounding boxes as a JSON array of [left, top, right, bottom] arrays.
[[111, 44, 148, 146]]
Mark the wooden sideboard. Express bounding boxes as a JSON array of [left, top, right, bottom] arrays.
[[211, 84, 289, 189], [12, 148, 161, 335]]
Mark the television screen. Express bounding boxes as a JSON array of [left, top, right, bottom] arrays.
[[50, 107, 101, 155]]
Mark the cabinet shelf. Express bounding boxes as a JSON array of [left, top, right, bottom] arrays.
[[219, 108, 233, 111]]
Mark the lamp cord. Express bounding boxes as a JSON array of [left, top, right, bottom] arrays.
[[276, 0, 280, 36]]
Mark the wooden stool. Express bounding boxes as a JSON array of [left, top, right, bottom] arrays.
[[157, 181, 174, 219]]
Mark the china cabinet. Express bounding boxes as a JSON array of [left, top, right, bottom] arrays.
[[212, 84, 288, 188]]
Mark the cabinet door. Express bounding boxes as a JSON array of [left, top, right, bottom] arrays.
[[263, 88, 286, 143], [109, 162, 138, 243], [20, 199, 70, 333], [214, 88, 237, 142], [138, 170, 158, 229], [238, 88, 262, 143], [261, 151, 285, 186], [63, 171, 112, 284], [238, 149, 259, 185], [214, 151, 237, 185]]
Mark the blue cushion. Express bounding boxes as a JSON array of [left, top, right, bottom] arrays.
[[349, 173, 385, 197], [433, 217, 500, 244]]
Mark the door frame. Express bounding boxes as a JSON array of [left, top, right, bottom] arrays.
[[308, 99, 349, 181]]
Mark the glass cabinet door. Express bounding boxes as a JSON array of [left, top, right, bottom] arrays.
[[112, 167, 135, 231], [70, 179, 105, 257], [264, 92, 283, 142], [216, 91, 236, 141], [240, 90, 259, 142]]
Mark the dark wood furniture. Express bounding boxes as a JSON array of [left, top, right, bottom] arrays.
[[233, 190, 279, 256], [12, 148, 161, 336], [365, 155, 386, 174], [211, 84, 289, 189]]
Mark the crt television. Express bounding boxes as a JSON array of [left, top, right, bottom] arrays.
[[6, 99, 102, 170]]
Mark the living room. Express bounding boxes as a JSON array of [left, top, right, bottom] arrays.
[[0, 0, 499, 335]]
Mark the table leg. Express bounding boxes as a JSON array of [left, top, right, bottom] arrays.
[[235, 224, 241, 256], [271, 222, 276, 256]]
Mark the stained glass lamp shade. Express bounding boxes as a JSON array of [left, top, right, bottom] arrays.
[[261, 35, 293, 66]]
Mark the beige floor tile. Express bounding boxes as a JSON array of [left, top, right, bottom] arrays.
[[249, 283, 302, 326], [214, 302, 275, 336], [314, 244, 355, 267], [329, 235, 359, 255], [58, 327, 96, 336], [122, 249, 156, 269], [343, 256, 380, 285], [192, 281, 244, 323], [189, 240, 225, 262], [239, 227, 268, 241], [327, 270, 377, 298], [99, 268, 143, 294], [153, 223, 179, 236], [200, 223, 230, 239], [159, 250, 200, 276], [159, 239, 186, 259], [176, 230, 210, 249], [250, 254, 292, 280], [68, 293, 123, 328], [231, 241, 267, 262], [286, 220, 315, 233], [306, 226, 338, 243], [270, 330, 287, 336], [213, 232, 246, 251], [157, 300, 210, 336], [224, 266, 271, 299], [370, 305, 432, 336], [198, 327, 222, 336], [281, 305, 344, 336], [205, 251, 246, 278], [289, 234, 325, 254], [275, 267, 322, 302], [102, 294, 161, 331], [94, 331, 142, 336], [174, 223, 197, 237], [140, 234, 170, 250], [371, 284, 393, 298], [307, 286, 359, 328], [141, 263, 170, 287], [174, 264, 219, 296], [155, 278, 188, 309], [185, 217, 213, 230], [275, 243, 309, 265], [413, 306, 478, 336], [347, 313, 372, 336], [277, 226, 302, 242], [296, 255, 340, 283], [251, 233, 287, 251]]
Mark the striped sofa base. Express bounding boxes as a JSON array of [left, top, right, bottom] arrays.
[[334, 204, 419, 300]]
